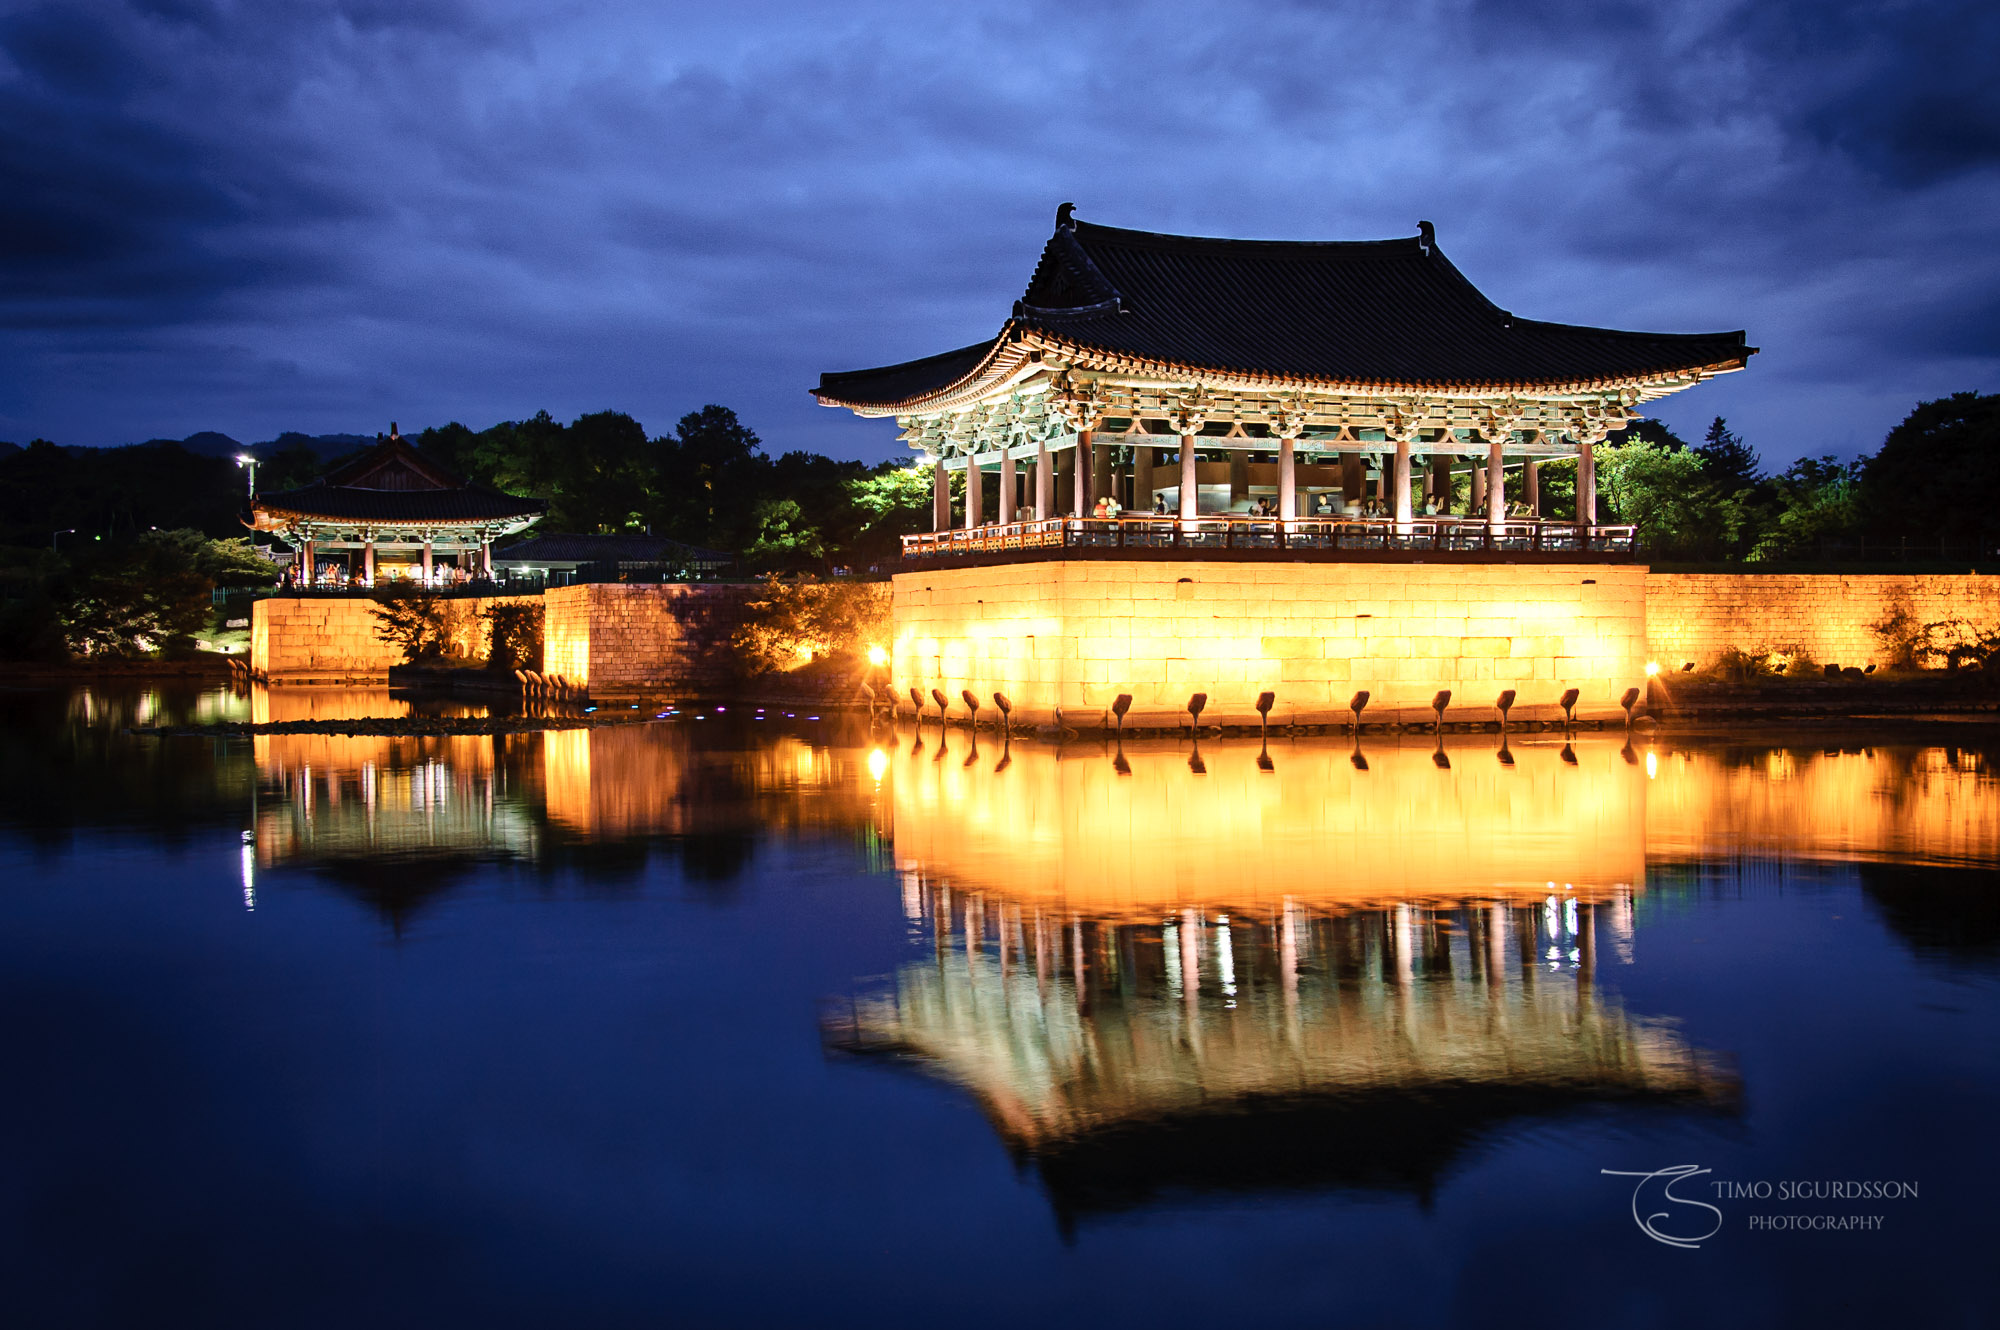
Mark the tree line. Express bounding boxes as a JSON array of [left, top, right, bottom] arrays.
[[1587, 392, 2000, 562], [2, 390, 1995, 660]]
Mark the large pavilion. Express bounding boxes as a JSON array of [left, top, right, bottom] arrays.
[[247, 428, 544, 587], [817, 206, 1753, 559]]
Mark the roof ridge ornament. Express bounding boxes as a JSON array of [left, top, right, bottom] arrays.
[[1417, 220, 1434, 257], [1056, 201, 1077, 231]]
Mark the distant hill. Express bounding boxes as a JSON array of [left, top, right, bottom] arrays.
[[140, 430, 373, 462], [255, 431, 375, 461]]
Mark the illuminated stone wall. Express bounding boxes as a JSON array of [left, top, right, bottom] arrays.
[[1645, 572, 2000, 670], [250, 595, 534, 682], [891, 560, 1649, 726], [542, 583, 751, 696]]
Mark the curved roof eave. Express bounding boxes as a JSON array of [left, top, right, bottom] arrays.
[[816, 326, 1751, 417]]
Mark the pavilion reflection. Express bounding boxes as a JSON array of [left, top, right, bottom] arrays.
[[830, 733, 1731, 1224], [828, 876, 1734, 1224], [248, 717, 891, 917]]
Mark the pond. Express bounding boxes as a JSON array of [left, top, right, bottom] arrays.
[[1, 683, 1994, 1327]]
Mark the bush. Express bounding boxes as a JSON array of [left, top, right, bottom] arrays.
[[733, 575, 889, 675], [370, 586, 472, 664], [1917, 618, 2000, 672], [1871, 596, 1924, 670], [481, 601, 543, 672]]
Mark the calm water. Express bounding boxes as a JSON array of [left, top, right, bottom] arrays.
[[2, 684, 1995, 1328]]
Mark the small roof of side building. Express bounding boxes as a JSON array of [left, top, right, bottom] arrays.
[[249, 434, 545, 531], [814, 209, 1754, 415]]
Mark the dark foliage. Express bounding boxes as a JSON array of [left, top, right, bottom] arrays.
[[1859, 391, 2000, 545], [481, 600, 543, 672]]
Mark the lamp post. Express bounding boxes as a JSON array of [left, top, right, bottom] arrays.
[[235, 453, 257, 500], [52, 528, 75, 551]]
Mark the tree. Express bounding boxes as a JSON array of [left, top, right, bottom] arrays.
[[1595, 437, 1756, 560], [656, 405, 770, 551], [1754, 456, 1863, 560], [52, 529, 238, 657], [1695, 417, 1762, 495], [1860, 391, 2000, 546]]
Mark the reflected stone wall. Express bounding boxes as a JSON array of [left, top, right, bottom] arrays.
[[888, 735, 1645, 919], [1645, 744, 2000, 868]]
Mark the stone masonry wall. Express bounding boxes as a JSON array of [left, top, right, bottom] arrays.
[[1645, 573, 2000, 670], [251, 595, 535, 682], [543, 583, 753, 696], [891, 561, 1649, 727]]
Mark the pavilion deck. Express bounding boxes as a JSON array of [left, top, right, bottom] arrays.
[[899, 515, 1638, 565]]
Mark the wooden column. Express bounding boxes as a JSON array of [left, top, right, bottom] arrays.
[[1034, 440, 1052, 520], [1577, 438, 1597, 528], [1487, 437, 1506, 529], [362, 536, 375, 585], [1134, 443, 1154, 511], [1228, 449, 1248, 509], [1525, 459, 1542, 516], [1341, 451, 1364, 504], [421, 536, 433, 586], [1393, 438, 1413, 532], [482, 539, 493, 579], [301, 538, 314, 587], [965, 459, 982, 530], [1430, 454, 1452, 513], [1277, 435, 1297, 519], [1058, 446, 1075, 517], [998, 450, 1016, 524], [1470, 455, 1486, 511], [933, 458, 951, 532], [1179, 435, 1198, 519], [1092, 437, 1112, 511], [1074, 433, 1094, 517]]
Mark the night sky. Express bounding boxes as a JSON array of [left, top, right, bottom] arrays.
[[3, 0, 1995, 465]]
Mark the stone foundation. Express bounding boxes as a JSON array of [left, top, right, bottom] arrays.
[[250, 595, 534, 683], [543, 583, 752, 697], [1646, 573, 2000, 670], [891, 560, 1649, 727]]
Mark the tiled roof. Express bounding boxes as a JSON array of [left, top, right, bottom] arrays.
[[255, 482, 545, 524], [815, 212, 1752, 409], [493, 533, 733, 564]]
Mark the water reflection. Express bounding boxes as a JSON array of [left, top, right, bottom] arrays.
[[241, 711, 890, 919], [888, 734, 1645, 916], [829, 877, 1735, 1225]]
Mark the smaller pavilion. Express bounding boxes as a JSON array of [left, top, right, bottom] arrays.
[[246, 427, 545, 587]]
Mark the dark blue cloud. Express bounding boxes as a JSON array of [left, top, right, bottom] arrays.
[[0, 0, 1992, 465]]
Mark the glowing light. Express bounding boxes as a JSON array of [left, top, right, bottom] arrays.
[[867, 748, 889, 783], [866, 645, 888, 667], [1644, 661, 1661, 676], [1645, 750, 1659, 779]]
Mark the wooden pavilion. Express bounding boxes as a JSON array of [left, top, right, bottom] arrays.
[[246, 428, 544, 587], [816, 206, 1753, 558]]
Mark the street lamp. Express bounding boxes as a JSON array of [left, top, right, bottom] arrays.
[[51, 528, 75, 551], [235, 453, 257, 500]]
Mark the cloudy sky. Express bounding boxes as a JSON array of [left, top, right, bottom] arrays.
[[2, 0, 1995, 466]]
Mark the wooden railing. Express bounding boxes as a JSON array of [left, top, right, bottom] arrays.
[[901, 516, 1639, 560]]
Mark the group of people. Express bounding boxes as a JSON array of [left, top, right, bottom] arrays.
[[1082, 492, 1538, 520]]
